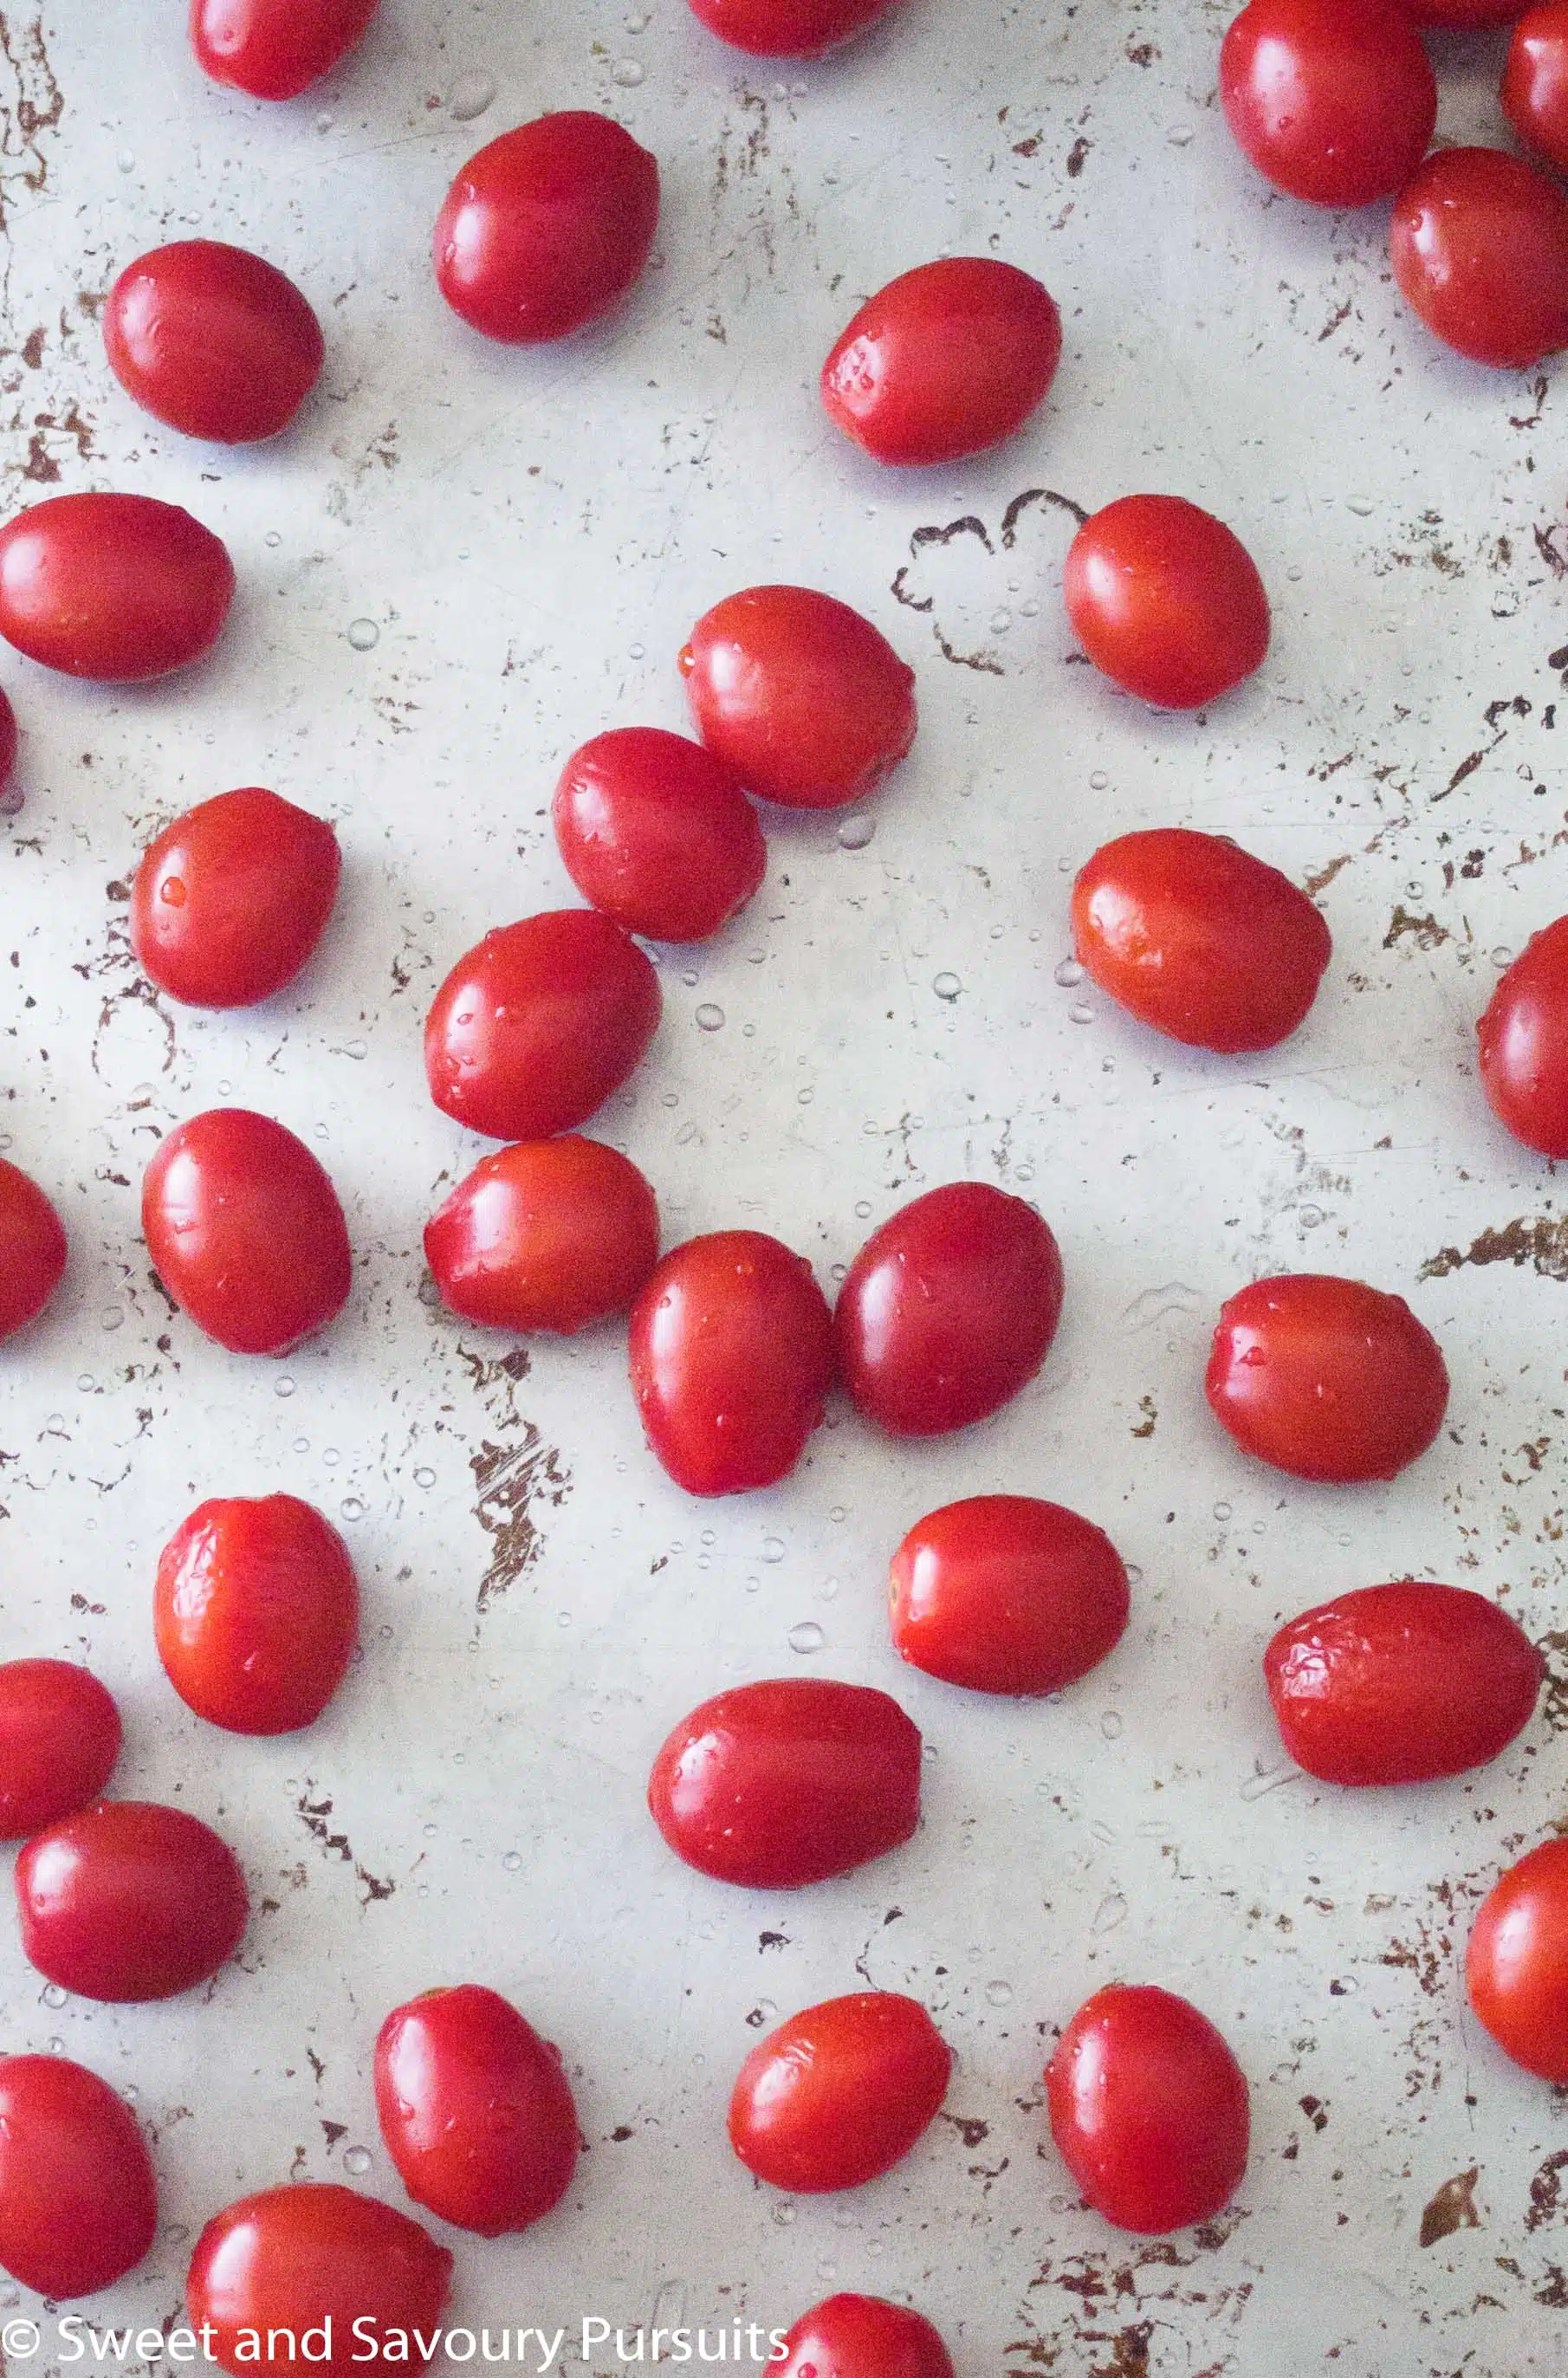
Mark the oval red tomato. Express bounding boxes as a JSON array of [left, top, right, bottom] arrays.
[[1505, 7, 1568, 174], [1220, 0, 1436, 208], [889, 1495, 1130, 1697], [1265, 1583, 1541, 1785], [552, 727, 766, 943], [729, 1993, 951, 2192], [188, 2186, 453, 2378], [435, 113, 660, 344], [425, 1137, 659, 1333], [1047, 1985, 1249, 2233], [132, 787, 341, 1008], [374, 1985, 579, 2238], [648, 1678, 922, 1887], [0, 493, 234, 682], [191, 0, 381, 99], [1064, 496, 1270, 710], [1072, 827, 1332, 1053], [1206, 1273, 1448, 1483], [681, 586, 917, 811], [142, 1108, 353, 1357], [0, 1156, 66, 1340], [776, 2296, 955, 2378], [1390, 147, 1568, 368], [820, 257, 1061, 466], [836, 1182, 1063, 1438], [1467, 1839, 1568, 2082], [425, 910, 660, 1142], [105, 241, 324, 444], [0, 1660, 121, 1839], [16, 1798, 249, 2002], [0, 2053, 157, 2299], [687, 0, 905, 53], [1478, 915, 1568, 1157], [629, 1230, 834, 1494], [155, 1494, 359, 1737]]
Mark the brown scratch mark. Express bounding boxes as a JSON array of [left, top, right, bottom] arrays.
[[1513, 377, 1548, 429], [456, 1340, 531, 1423], [1527, 2148, 1568, 2231], [1421, 2167, 1482, 2248], [1306, 853, 1351, 894], [470, 1429, 572, 1615], [933, 624, 1003, 675], [0, 12, 63, 235], [17, 424, 54, 479], [1433, 737, 1504, 801], [1319, 298, 1352, 343], [18, 321, 41, 365], [1001, 485, 1089, 541], [1012, 131, 1042, 157], [356, 1863, 395, 1904], [939, 2110, 990, 2148], [1066, 135, 1090, 178], [296, 1789, 352, 1863], [321, 2120, 347, 2148], [1383, 904, 1449, 950], [92, 976, 175, 1077], [1131, 1393, 1157, 1440], [1537, 2264, 1568, 2307], [1422, 1215, 1568, 1284], [1125, 38, 1158, 63], [1537, 522, 1568, 576]]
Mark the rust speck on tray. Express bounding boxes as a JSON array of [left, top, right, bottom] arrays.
[[1383, 904, 1448, 950], [1526, 2148, 1568, 2231], [1421, 2166, 1482, 2248], [1305, 852, 1351, 894], [1422, 1216, 1568, 1284], [470, 1427, 572, 1614]]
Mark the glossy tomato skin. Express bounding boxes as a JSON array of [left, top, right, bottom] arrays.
[[1404, 0, 1528, 23], [16, 1799, 248, 2002], [425, 1137, 659, 1333], [155, 1494, 359, 1737], [1072, 827, 1332, 1053], [0, 494, 233, 684], [435, 113, 660, 343], [1467, 1840, 1568, 2082], [374, 1986, 579, 2237], [681, 586, 917, 811], [649, 1678, 922, 1887], [191, 0, 380, 98], [1390, 147, 1568, 367], [687, 0, 904, 53], [1265, 1583, 1541, 1785], [132, 787, 340, 1008], [553, 728, 766, 942], [0, 1157, 67, 1339], [1206, 1273, 1448, 1484], [836, 1183, 1064, 1437], [1478, 916, 1568, 1157], [777, 2296, 955, 2378], [105, 242, 323, 444], [1047, 1986, 1249, 2233], [189, 2186, 453, 2378], [890, 1496, 1130, 1697], [1064, 496, 1270, 710], [821, 258, 1061, 466], [142, 1108, 353, 1357], [629, 1230, 835, 1494], [1220, 0, 1435, 207], [1505, 8, 1568, 174], [0, 2053, 157, 2298], [425, 910, 660, 1142], [729, 1993, 951, 2192], [0, 1660, 121, 1839]]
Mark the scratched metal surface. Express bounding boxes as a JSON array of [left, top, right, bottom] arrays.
[[1, 1, 1567, 2371]]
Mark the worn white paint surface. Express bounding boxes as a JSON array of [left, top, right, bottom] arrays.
[[2, 2, 1568, 2371]]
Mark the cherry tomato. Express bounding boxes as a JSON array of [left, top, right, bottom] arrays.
[[188, 2186, 452, 2378], [680, 586, 917, 812], [104, 241, 323, 444], [142, 1108, 353, 1357], [435, 113, 660, 344], [1206, 1273, 1448, 1484], [16, 1799, 248, 2002], [1390, 146, 1568, 367], [131, 787, 341, 1009], [628, 1230, 835, 1495], [0, 493, 234, 682], [0, 2053, 157, 2299], [425, 1137, 659, 1334], [1478, 915, 1568, 1157], [1505, 6, 1568, 173], [820, 258, 1061, 466], [729, 1993, 951, 2192], [0, 685, 16, 790], [155, 1494, 359, 1737], [777, 2297, 955, 2378], [1467, 1839, 1568, 2082], [1071, 827, 1332, 1053], [1063, 496, 1270, 710], [889, 1495, 1130, 1697], [552, 728, 766, 943], [1220, 0, 1435, 208], [648, 1678, 922, 1887], [0, 1156, 67, 1340], [1265, 1582, 1541, 1785], [1403, 0, 1526, 23], [374, 1985, 579, 2238], [425, 910, 660, 1142], [1047, 1985, 1249, 2234], [0, 1660, 121, 1839], [686, 0, 905, 53], [836, 1183, 1063, 1438], [191, 0, 381, 99]]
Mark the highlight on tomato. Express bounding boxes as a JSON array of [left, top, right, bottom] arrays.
[[889, 1495, 1130, 1696], [775, 2295, 956, 2378], [1390, 147, 1568, 369], [0, 1156, 67, 1340], [1477, 915, 1568, 1157], [0, 493, 234, 682], [435, 113, 660, 343], [16, 1798, 249, 2002], [191, 0, 382, 100], [1206, 1272, 1449, 1484], [1467, 1838, 1568, 2083], [1505, 7, 1568, 176], [820, 257, 1061, 466], [1063, 495, 1270, 710], [187, 2185, 453, 2378], [0, 1659, 122, 1838], [729, 1992, 952, 2192], [1219, 0, 1436, 208], [131, 787, 341, 1008], [553, 727, 766, 943], [105, 240, 324, 443], [374, 1985, 579, 2236], [1046, 1984, 1250, 2233], [0, 2052, 158, 2299], [425, 1137, 660, 1334], [155, 1494, 360, 1736]]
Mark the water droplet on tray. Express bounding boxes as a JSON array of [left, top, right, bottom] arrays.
[[838, 813, 876, 849], [347, 618, 379, 651], [932, 970, 962, 1001], [611, 56, 645, 84], [788, 1621, 826, 1655], [1053, 957, 1085, 988], [449, 69, 497, 120], [342, 2145, 373, 2175], [695, 1003, 725, 1032]]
